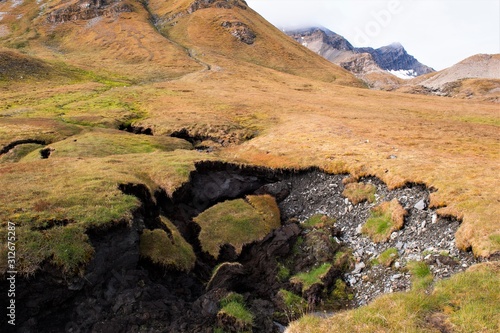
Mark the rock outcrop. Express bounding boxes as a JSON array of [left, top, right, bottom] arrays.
[[357, 42, 434, 76], [46, 0, 133, 23], [221, 20, 256, 44], [188, 0, 248, 13]]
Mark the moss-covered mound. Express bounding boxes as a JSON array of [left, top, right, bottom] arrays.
[[140, 217, 196, 272], [194, 194, 281, 258]]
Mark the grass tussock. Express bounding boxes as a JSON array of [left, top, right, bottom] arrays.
[[342, 182, 376, 204], [218, 292, 254, 330], [194, 195, 281, 258], [373, 247, 399, 267], [288, 262, 500, 333], [301, 214, 336, 229], [290, 263, 332, 292], [278, 289, 308, 322], [407, 261, 434, 291], [140, 217, 196, 272], [362, 199, 407, 242]]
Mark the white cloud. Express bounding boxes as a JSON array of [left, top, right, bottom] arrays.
[[246, 0, 500, 70]]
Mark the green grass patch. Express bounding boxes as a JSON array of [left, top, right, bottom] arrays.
[[375, 248, 399, 267], [330, 279, 353, 302], [362, 199, 406, 242], [407, 261, 433, 291], [140, 217, 195, 272], [278, 289, 308, 322], [291, 263, 332, 292], [342, 182, 376, 204], [47, 225, 95, 275], [489, 234, 500, 247], [0, 143, 44, 163], [194, 195, 281, 258], [22, 128, 192, 160], [277, 262, 291, 282], [218, 293, 254, 328], [301, 214, 336, 229]]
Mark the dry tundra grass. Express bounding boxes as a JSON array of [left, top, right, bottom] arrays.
[[0, 0, 498, 331]]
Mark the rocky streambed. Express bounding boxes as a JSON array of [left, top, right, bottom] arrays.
[[2, 162, 479, 333]]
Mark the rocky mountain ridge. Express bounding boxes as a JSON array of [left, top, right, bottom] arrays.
[[286, 27, 434, 79]]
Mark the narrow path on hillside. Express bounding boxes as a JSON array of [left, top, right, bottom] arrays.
[[140, 2, 213, 77]]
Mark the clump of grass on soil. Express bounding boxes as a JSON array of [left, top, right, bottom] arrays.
[[290, 263, 332, 292], [194, 194, 281, 258], [288, 262, 500, 333], [362, 199, 407, 242], [140, 217, 195, 272], [342, 182, 376, 204], [301, 214, 336, 229], [373, 247, 399, 267], [407, 261, 434, 291], [278, 289, 308, 322], [218, 292, 254, 330]]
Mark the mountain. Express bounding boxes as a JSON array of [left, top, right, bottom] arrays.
[[0, 0, 362, 86], [286, 27, 434, 88], [399, 54, 500, 102], [357, 42, 434, 77]]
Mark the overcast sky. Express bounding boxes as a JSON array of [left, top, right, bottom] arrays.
[[246, 0, 500, 70]]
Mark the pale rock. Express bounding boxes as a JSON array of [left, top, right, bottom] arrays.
[[414, 199, 426, 210]]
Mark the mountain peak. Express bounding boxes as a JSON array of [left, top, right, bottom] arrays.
[[387, 42, 403, 49], [286, 27, 434, 79]]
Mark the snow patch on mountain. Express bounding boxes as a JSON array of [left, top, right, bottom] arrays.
[[388, 69, 418, 80]]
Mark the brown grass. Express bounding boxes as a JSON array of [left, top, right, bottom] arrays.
[[342, 182, 376, 204]]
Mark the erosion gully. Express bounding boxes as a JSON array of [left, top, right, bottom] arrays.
[[2, 161, 479, 333]]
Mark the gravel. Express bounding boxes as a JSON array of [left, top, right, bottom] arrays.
[[278, 171, 479, 306]]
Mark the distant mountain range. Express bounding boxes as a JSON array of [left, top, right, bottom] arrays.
[[286, 27, 500, 101], [286, 27, 434, 87]]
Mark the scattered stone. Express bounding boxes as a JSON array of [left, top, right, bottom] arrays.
[[352, 262, 366, 274], [414, 199, 427, 210], [278, 171, 477, 307]]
